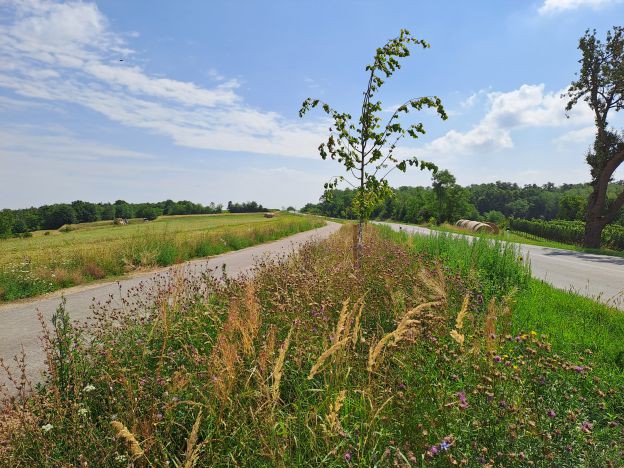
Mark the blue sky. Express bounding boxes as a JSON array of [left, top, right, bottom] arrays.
[[1, 0, 623, 209]]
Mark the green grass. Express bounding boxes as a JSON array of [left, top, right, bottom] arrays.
[[513, 280, 624, 372], [422, 222, 624, 258], [0, 213, 324, 302], [2, 225, 623, 466], [385, 226, 624, 377]]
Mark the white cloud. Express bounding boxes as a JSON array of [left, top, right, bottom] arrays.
[[0, 125, 155, 162], [554, 125, 595, 147], [0, 0, 325, 159], [424, 84, 593, 158], [538, 0, 621, 14], [460, 89, 489, 109]]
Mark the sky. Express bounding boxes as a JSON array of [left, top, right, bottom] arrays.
[[1, 0, 624, 210]]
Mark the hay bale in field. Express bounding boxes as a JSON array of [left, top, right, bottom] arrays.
[[455, 219, 496, 233], [264, 213, 276, 218], [484, 222, 500, 234]]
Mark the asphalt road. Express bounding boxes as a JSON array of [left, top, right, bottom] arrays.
[[378, 221, 624, 309], [0, 222, 341, 393]]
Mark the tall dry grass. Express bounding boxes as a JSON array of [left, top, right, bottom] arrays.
[[1, 225, 622, 466]]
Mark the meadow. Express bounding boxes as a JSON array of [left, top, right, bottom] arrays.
[[0, 213, 324, 302], [1, 225, 622, 466]]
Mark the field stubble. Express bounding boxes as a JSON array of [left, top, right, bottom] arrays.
[[0, 213, 323, 302]]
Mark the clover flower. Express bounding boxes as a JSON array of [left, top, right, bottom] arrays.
[[456, 391, 469, 409]]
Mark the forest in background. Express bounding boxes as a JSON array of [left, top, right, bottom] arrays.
[[302, 174, 624, 227], [0, 199, 268, 237]]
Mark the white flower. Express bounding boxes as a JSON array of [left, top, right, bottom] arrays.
[[114, 454, 127, 463], [78, 408, 88, 416], [83, 384, 96, 393], [41, 423, 54, 433]]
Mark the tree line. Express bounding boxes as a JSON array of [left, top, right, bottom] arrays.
[[301, 174, 624, 227], [0, 199, 267, 238]]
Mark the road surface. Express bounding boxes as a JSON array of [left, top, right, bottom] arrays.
[[0, 222, 341, 393], [378, 221, 624, 309]]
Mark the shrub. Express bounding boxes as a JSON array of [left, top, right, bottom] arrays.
[[510, 218, 624, 250]]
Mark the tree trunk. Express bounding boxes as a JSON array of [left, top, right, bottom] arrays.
[[354, 221, 364, 268], [583, 215, 605, 249]]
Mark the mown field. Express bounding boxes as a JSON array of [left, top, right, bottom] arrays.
[[0, 213, 324, 302], [1, 225, 622, 466]]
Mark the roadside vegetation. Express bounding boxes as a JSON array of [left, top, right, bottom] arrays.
[[1, 226, 622, 465], [421, 222, 624, 258], [0, 213, 323, 302]]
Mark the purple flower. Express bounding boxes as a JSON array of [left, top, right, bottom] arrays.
[[457, 391, 469, 409], [344, 451, 351, 462], [439, 440, 451, 451], [493, 355, 502, 363], [573, 365, 585, 373], [580, 421, 593, 433], [547, 409, 556, 418], [429, 445, 439, 455]]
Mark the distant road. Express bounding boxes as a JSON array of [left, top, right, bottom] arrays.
[[377, 222, 624, 309], [0, 222, 341, 392]]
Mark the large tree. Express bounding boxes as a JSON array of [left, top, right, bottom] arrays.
[[566, 27, 624, 248], [300, 29, 447, 263]]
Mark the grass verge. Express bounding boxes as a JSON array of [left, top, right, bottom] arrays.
[[1, 225, 622, 465], [422, 222, 624, 258]]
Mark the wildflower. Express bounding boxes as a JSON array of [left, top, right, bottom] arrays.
[[114, 454, 127, 463], [83, 384, 96, 393], [78, 407, 88, 416], [580, 421, 593, 433], [547, 409, 556, 418], [344, 451, 352, 462], [41, 423, 54, 433], [456, 391, 469, 409], [429, 445, 439, 456], [572, 365, 585, 373], [493, 355, 502, 363], [440, 440, 451, 451]]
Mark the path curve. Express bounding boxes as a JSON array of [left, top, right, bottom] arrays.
[[0, 221, 341, 391], [377, 221, 624, 309]]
